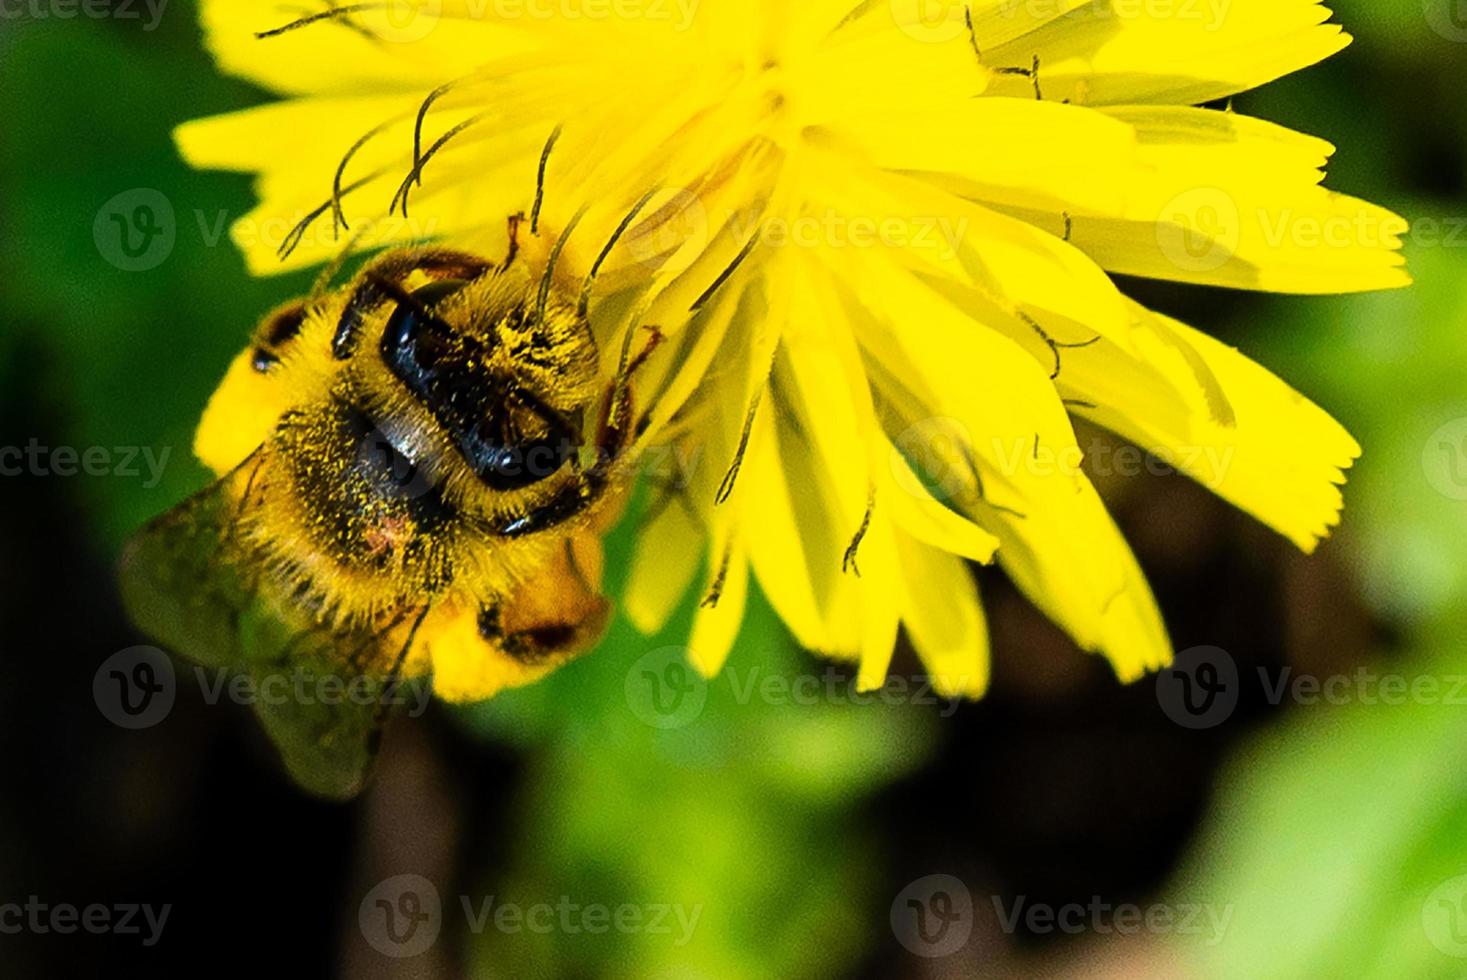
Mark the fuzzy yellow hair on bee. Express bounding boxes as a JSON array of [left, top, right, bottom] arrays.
[[121, 210, 668, 798]]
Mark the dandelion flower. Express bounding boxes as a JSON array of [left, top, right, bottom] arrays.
[[176, 0, 1408, 701]]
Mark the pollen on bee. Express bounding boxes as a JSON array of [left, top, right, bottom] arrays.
[[364, 515, 413, 558]]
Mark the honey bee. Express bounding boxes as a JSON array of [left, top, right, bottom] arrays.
[[120, 214, 666, 798]]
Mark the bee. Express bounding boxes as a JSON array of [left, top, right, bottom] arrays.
[[120, 213, 666, 799]]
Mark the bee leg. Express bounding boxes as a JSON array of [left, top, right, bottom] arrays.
[[503, 212, 526, 270], [478, 538, 611, 665], [370, 604, 432, 733], [638, 470, 702, 532], [595, 325, 665, 462]]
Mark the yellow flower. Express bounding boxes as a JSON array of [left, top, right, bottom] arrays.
[[178, 0, 1407, 699]]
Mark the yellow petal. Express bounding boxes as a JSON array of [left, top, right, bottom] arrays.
[[846, 253, 1172, 681], [1063, 301, 1361, 552], [197, 0, 534, 97], [982, 107, 1410, 293], [896, 537, 990, 699], [983, 0, 1350, 106]]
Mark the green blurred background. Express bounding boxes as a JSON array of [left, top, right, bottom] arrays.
[[1, 2, 1465, 977]]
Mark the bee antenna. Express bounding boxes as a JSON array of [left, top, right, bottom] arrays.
[[535, 205, 590, 326], [530, 125, 563, 235], [579, 189, 659, 319]]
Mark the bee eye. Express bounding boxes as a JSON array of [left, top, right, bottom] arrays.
[[266, 306, 306, 345], [251, 302, 308, 373], [476, 437, 574, 492], [382, 279, 469, 354], [379, 278, 578, 493]]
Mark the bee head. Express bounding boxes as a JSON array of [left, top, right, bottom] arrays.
[[363, 254, 600, 495]]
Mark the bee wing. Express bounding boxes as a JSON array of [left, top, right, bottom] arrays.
[[246, 624, 406, 803], [118, 456, 404, 800], [119, 458, 261, 669]]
